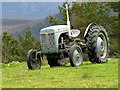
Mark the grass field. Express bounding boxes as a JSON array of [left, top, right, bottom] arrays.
[[2, 58, 118, 88]]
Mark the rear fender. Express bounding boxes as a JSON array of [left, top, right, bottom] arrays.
[[84, 23, 96, 39]]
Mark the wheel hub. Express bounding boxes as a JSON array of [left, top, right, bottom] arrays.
[[73, 49, 82, 65], [96, 33, 107, 59], [74, 50, 80, 61], [97, 37, 104, 55], [76, 54, 80, 58]]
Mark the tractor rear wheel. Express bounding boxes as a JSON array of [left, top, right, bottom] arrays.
[[27, 49, 41, 69], [85, 25, 109, 63]]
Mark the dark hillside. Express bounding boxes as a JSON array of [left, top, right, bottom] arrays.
[[2, 13, 62, 40]]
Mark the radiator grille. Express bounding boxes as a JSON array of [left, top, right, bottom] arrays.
[[41, 33, 56, 53]]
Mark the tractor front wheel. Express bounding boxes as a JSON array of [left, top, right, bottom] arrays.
[[69, 44, 83, 67], [27, 49, 41, 69]]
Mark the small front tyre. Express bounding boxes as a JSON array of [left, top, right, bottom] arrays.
[[69, 44, 83, 67], [27, 49, 41, 69]]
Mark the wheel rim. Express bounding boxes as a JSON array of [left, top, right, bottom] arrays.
[[96, 32, 108, 59], [73, 47, 82, 66]]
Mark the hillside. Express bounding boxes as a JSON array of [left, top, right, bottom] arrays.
[[2, 18, 42, 33], [2, 13, 62, 40]]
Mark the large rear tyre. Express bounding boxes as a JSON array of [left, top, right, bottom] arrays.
[[85, 25, 109, 63], [27, 49, 41, 69], [69, 44, 83, 67]]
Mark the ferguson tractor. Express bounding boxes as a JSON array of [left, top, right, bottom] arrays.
[[27, 4, 109, 69]]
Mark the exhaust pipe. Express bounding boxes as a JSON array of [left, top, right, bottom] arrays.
[[66, 4, 71, 37]]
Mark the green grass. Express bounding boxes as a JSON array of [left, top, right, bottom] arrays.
[[2, 58, 118, 88]]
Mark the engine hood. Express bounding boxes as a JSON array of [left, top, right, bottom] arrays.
[[40, 25, 68, 34]]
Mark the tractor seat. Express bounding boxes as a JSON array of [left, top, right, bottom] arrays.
[[70, 29, 80, 37]]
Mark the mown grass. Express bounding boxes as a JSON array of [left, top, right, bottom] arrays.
[[2, 58, 118, 88]]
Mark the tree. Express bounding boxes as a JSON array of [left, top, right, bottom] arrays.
[[107, 2, 119, 56], [49, 2, 72, 25], [49, 15, 61, 25], [58, 2, 72, 24], [18, 28, 40, 62], [71, 2, 117, 37], [2, 32, 20, 63], [2, 28, 40, 63]]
